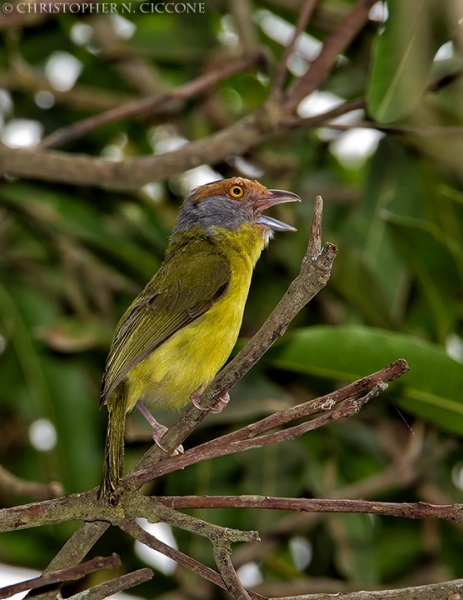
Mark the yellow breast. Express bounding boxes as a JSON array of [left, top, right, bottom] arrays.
[[125, 225, 265, 412]]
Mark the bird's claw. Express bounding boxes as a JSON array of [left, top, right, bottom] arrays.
[[190, 389, 230, 414], [136, 400, 183, 455], [152, 425, 184, 455]]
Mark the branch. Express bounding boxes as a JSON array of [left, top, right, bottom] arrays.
[[125, 493, 260, 545], [0, 464, 63, 501], [325, 120, 463, 137], [0, 367, 406, 533], [0, 66, 133, 112], [156, 496, 463, 523], [131, 382, 394, 486], [9, 521, 111, 600], [119, 519, 266, 600], [194, 382, 385, 449], [283, 0, 377, 111], [66, 569, 153, 600], [213, 542, 251, 600], [40, 52, 268, 149], [0, 196, 332, 598], [0, 554, 121, 599], [272, 0, 318, 94], [0, 97, 361, 190], [121, 491, 261, 599], [282, 578, 463, 599], [229, 0, 258, 54]]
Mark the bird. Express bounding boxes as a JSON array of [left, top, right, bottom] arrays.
[[98, 177, 300, 500]]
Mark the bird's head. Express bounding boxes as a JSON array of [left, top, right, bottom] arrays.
[[173, 177, 300, 243]]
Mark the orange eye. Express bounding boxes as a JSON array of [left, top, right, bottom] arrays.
[[229, 185, 244, 198]]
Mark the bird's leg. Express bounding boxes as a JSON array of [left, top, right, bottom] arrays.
[[190, 387, 230, 414], [135, 401, 184, 455], [136, 400, 169, 451]]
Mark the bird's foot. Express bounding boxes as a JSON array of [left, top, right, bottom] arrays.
[[136, 400, 183, 454], [190, 388, 230, 414]]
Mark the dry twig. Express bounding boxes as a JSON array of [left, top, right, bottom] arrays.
[[0, 554, 121, 599], [66, 569, 153, 600], [40, 52, 268, 149], [285, 578, 463, 600], [157, 496, 463, 523], [272, 0, 319, 94], [0, 464, 63, 501]]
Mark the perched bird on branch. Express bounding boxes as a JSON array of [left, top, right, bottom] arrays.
[[98, 177, 300, 500]]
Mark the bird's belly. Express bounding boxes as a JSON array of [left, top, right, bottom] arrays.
[[125, 286, 247, 413]]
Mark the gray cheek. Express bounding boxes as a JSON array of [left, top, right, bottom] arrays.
[[174, 194, 256, 236]]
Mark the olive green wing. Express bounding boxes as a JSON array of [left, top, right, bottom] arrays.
[[100, 248, 231, 405]]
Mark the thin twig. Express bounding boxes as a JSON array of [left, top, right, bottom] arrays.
[[283, 0, 377, 111], [40, 52, 267, 149], [229, 0, 258, 54], [156, 496, 463, 523], [324, 120, 463, 137], [284, 97, 365, 129], [272, 0, 319, 94], [66, 569, 153, 600], [0, 554, 121, 599], [0, 99, 363, 191], [130, 383, 390, 486], [130, 361, 407, 483], [125, 493, 260, 545], [24, 522, 111, 600], [119, 520, 266, 600], [278, 578, 463, 600], [213, 543, 251, 600], [199, 382, 385, 452], [0, 464, 63, 501]]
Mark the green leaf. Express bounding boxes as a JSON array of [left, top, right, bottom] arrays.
[[385, 212, 462, 342], [333, 514, 379, 584], [376, 522, 422, 580], [43, 357, 101, 492], [337, 139, 427, 324], [367, 0, 440, 123], [269, 325, 463, 435], [0, 184, 160, 280], [329, 242, 395, 328]]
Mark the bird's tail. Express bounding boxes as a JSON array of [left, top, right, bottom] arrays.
[[98, 384, 127, 501]]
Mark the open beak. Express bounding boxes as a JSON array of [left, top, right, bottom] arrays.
[[255, 188, 301, 232]]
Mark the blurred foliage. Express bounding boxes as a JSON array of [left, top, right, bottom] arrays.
[[1, 0, 463, 597]]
